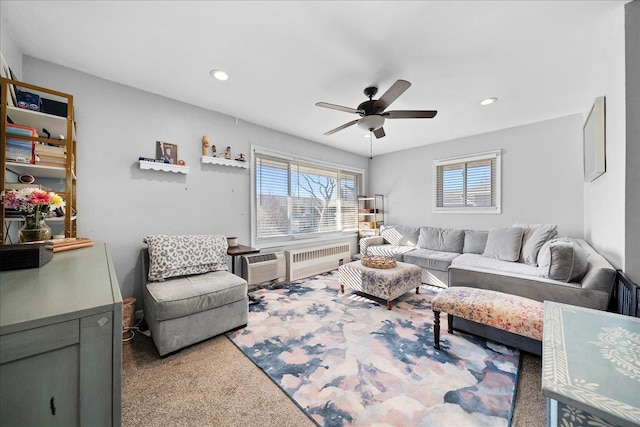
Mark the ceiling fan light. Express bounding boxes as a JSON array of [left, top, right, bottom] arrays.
[[357, 115, 385, 131], [210, 69, 229, 81], [480, 97, 498, 106]]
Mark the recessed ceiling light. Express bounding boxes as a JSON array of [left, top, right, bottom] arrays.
[[210, 69, 229, 81], [480, 97, 498, 106]]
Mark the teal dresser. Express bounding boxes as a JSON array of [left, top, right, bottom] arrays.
[[543, 301, 640, 427], [0, 243, 122, 426]]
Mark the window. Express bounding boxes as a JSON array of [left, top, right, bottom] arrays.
[[434, 150, 501, 213], [252, 148, 362, 246]]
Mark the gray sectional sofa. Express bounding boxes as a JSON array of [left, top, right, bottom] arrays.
[[360, 224, 616, 311]]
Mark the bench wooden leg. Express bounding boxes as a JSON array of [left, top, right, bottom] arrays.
[[340, 284, 344, 293], [447, 314, 453, 334], [415, 286, 420, 294], [433, 310, 441, 349], [386, 300, 392, 310]]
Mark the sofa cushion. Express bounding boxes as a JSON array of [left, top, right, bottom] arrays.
[[463, 230, 489, 254], [417, 226, 465, 253], [144, 270, 247, 321], [366, 244, 417, 261], [451, 253, 542, 277], [482, 227, 524, 262], [380, 225, 420, 246], [514, 223, 558, 266], [537, 238, 588, 282], [403, 249, 460, 272], [144, 234, 228, 281]]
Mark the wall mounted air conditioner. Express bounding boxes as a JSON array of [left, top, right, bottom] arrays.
[[241, 251, 286, 287]]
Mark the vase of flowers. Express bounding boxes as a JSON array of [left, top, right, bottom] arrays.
[[2, 187, 65, 243]]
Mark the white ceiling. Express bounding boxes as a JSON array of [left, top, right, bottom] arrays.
[[0, 1, 629, 157]]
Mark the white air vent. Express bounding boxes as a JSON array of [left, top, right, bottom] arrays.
[[241, 251, 286, 286], [286, 242, 351, 282]]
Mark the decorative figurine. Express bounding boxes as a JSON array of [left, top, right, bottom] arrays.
[[178, 160, 186, 166], [219, 146, 231, 159], [211, 145, 217, 157], [202, 135, 210, 156], [235, 153, 246, 162]]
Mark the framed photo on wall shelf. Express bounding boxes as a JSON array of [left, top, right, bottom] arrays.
[[156, 141, 178, 165], [583, 96, 606, 182]]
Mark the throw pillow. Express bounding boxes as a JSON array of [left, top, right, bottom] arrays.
[[482, 227, 524, 262], [513, 223, 558, 267], [380, 225, 420, 246], [514, 223, 558, 266], [144, 234, 228, 281], [417, 226, 465, 253], [537, 237, 588, 282], [463, 230, 489, 254]]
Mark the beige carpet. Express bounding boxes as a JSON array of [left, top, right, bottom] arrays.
[[122, 332, 546, 426]]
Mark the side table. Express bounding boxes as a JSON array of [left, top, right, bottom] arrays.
[[542, 301, 640, 427], [227, 244, 260, 276]]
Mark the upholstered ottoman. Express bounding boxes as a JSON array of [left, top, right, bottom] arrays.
[[338, 260, 421, 310], [431, 287, 544, 354]]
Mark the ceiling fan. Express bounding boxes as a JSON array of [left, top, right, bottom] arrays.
[[315, 79, 437, 139]]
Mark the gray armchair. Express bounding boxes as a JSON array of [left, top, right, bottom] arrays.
[[141, 234, 248, 356]]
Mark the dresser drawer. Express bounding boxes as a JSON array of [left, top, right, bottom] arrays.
[[0, 319, 79, 364]]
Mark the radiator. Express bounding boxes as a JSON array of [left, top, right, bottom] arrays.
[[241, 251, 286, 286], [286, 242, 351, 282]]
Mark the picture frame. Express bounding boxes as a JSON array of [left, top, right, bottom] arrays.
[[583, 96, 606, 182], [156, 141, 178, 165]]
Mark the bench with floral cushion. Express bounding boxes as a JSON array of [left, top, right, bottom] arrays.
[[431, 286, 544, 355]]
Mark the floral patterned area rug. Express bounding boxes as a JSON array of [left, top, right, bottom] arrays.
[[226, 271, 520, 427]]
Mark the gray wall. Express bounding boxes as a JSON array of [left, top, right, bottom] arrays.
[[582, 4, 626, 270], [0, 12, 21, 79], [369, 115, 585, 237], [626, 0, 640, 283], [20, 56, 369, 304]]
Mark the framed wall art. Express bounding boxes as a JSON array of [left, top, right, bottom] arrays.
[[156, 141, 178, 165], [583, 96, 606, 182]]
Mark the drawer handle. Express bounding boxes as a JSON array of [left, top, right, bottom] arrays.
[[50, 396, 56, 415]]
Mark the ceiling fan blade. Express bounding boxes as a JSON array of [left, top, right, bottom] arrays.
[[373, 79, 412, 111], [323, 119, 358, 135], [373, 127, 386, 139], [315, 102, 363, 115], [384, 110, 438, 119]]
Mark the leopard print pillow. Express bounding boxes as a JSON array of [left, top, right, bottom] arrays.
[[143, 234, 228, 281]]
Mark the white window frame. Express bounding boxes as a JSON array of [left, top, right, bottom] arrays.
[[433, 149, 501, 214], [250, 145, 364, 249]]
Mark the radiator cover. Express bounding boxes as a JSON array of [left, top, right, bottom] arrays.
[[286, 242, 351, 282]]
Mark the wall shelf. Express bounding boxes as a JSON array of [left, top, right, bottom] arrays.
[[201, 156, 248, 169], [139, 160, 189, 174]]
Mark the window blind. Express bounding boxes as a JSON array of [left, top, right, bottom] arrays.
[[435, 151, 499, 210], [254, 152, 361, 240]]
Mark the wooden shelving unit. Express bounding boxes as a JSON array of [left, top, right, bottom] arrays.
[[1, 77, 77, 244], [358, 194, 384, 239]]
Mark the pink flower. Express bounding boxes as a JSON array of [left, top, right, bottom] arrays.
[[29, 190, 52, 205]]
